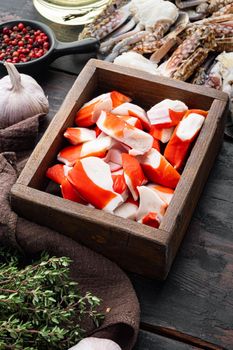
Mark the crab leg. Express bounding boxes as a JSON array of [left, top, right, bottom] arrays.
[[164, 110, 207, 171], [57, 136, 114, 166], [150, 12, 189, 64], [96, 111, 153, 155], [175, 0, 206, 9], [99, 23, 141, 54], [137, 148, 180, 189], [78, 1, 131, 41], [68, 157, 123, 212], [156, 26, 215, 80], [136, 186, 167, 228], [105, 30, 148, 61], [122, 153, 147, 200], [112, 102, 151, 130]]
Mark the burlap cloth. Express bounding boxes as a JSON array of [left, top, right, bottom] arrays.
[[0, 114, 140, 350]]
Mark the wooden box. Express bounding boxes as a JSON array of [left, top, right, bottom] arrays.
[[11, 59, 228, 279]]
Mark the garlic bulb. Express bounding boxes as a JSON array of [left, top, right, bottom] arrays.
[[69, 337, 122, 350], [0, 62, 49, 128]]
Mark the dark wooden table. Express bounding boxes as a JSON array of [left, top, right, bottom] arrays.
[[1, 2, 233, 349]]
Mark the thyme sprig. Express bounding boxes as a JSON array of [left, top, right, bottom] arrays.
[[0, 249, 104, 350]]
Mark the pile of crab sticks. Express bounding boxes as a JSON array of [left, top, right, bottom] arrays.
[[46, 91, 208, 229]]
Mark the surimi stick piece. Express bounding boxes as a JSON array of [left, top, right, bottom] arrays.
[[150, 126, 174, 143], [64, 127, 96, 145], [136, 186, 167, 228], [118, 115, 143, 129], [46, 164, 72, 184], [110, 90, 132, 108], [147, 99, 188, 128], [75, 93, 112, 127], [68, 157, 123, 212], [96, 111, 153, 156], [122, 153, 147, 201], [75, 91, 131, 127], [61, 178, 87, 204], [152, 138, 161, 152], [164, 110, 207, 171], [114, 197, 139, 220], [138, 148, 180, 189], [57, 136, 115, 166], [112, 102, 151, 130], [103, 142, 130, 172], [147, 184, 174, 205], [112, 169, 128, 200]]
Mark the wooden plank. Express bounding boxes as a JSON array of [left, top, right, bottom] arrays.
[[130, 140, 233, 349], [134, 330, 202, 350]]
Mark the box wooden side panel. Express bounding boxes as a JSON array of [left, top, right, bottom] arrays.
[[11, 184, 167, 279], [160, 99, 228, 277]]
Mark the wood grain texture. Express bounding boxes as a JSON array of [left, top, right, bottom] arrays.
[[134, 330, 201, 350], [2, 0, 233, 348], [130, 141, 233, 349]]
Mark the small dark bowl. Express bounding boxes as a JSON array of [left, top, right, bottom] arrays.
[[0, 19, 99, 75]]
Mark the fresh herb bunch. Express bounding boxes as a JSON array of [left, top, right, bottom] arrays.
[[0, 248, 104, 350]]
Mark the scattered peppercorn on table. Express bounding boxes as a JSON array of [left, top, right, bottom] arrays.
[[2, 1, 233, 349]]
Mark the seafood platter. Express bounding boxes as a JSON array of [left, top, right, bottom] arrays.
[[77, 0, 233, 136], [11, 59, 228, 279]]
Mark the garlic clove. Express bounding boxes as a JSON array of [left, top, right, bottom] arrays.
[[68, 337, 122, 350]]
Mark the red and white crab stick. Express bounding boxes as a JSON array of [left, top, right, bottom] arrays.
[[147, 99, 188, 128], [46, 163, 67, 184], [136, 186, 168, 228], [61, 178, 87, 204], [147, 184, 174, 205], [148, 99, 188, 143], [46, 164, 85, 203], [96, 111, 153, 156], [118, 115, 143, 129], [64, 127, 96, 145], [122, 153, 147, 200], [164, 109, 208, 171], [75, 91, 131, 127], [112, 102, 151, 130], [57, 136, 115, 166], [68, 157, 123, 212], [112, 169, 128, 201], [104, 143, 130, 172], [114, 197, 139, 220], [138, 148, 180, 189]]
